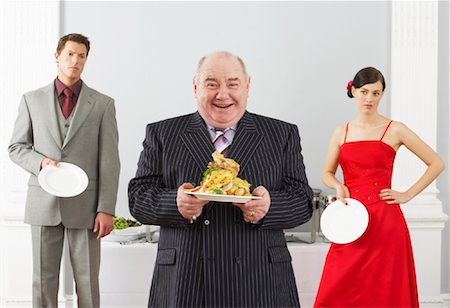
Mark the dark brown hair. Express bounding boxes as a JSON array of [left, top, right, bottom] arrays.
[[347, 67, 385, 98], [56, 33, 90, 56]]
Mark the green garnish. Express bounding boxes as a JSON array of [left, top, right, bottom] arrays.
[[113, 217, 128, 229], [113, 217, 142, 229], [212, 188, 224, 194], [202, 166, 219, 181]]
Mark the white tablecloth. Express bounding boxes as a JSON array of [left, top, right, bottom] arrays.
[[99, 238, 330, 308]]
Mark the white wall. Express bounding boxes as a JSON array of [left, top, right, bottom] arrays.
[[2, 1, 448, 303], [1, 2, 61, 305], [62, 1, 389, 217], [437, 0, 450, 295], [62, 2, 449, 296]]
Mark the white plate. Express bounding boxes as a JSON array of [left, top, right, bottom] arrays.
[[320, 198, 369, 244], [103, 234, 145, 242], [38, 162, 88, 197], [184, 191, 262, 203], [111, 225, 145, 236], [103, 226, 146, 242]]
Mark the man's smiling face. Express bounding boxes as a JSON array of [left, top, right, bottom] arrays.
[[194, 53, 250, 129]]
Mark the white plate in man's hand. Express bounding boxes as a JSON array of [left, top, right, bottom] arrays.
[[184, 191, 261, 203], [38, 162, 88, 197], [320, 198, 369, 244]]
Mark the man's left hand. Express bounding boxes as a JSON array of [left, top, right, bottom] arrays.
[[93, 212, 114, 239], [235, 186, 270, 223]]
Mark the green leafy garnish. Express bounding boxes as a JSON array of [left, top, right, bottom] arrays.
[[113, 217, 128, 229], [113, 217, 142, 229], [212, 188, 224, 194], [202, 166, 219, 181]]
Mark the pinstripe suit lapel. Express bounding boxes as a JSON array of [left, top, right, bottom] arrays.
[[228, 111, 262, 172], [181, 112, 215, 171]]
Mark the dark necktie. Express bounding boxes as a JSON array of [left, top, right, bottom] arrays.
[[213, 128, 232, 155], [62, 88, 74, 119]]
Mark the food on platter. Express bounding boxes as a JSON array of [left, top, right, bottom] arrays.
[[113, 217, 142, 230], [107, 217, 145, 241], [190, 151, 252, 196]]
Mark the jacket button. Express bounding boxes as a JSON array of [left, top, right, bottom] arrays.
[[204, 220, 210, 226], [234, 256, 241, 264]]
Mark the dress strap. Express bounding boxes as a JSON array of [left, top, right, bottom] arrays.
[[380, 120, 393, 141], [343, 122, 349, 143]]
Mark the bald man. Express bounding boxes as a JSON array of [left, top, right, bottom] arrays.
[[129, 51, 313, 307]]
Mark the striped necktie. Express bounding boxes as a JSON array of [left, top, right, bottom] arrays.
[[213, 128, 232, 154]]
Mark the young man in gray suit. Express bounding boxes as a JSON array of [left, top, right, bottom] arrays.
[[129, 51, 313, 307], [9, 33, 120, 308]]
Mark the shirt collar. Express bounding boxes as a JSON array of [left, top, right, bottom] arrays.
[[206, 123, 237, 142], [55, 77, 83, 97]]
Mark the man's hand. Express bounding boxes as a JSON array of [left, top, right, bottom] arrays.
[[93, 212, 114, 239], [41, 158, 59, 169], [235, 186, 270, 223], [176, 183, 209, 222]]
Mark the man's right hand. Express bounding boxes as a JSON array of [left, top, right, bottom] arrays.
[[41, 158, 59, 169], [176, 183, 208, 222]]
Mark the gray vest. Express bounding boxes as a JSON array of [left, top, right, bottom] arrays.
[[55, 96, 77, 144]]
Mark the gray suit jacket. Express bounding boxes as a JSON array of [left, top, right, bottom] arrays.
[[129, 111, 313, 307], [9, 81, 120, 228]]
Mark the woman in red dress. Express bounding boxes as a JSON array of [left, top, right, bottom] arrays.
[[314, 67, 445, 307]]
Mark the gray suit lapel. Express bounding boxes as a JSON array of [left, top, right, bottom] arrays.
[[42, 82, 63, 147], [62, 83, 95, 148], [181, 112, 215, 172], [228, 111, 263, 173]]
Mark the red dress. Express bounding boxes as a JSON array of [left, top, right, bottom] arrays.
[[314, 121, 419, 307]]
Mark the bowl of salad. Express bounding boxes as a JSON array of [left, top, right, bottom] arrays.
[[111, 217, 145, 236]]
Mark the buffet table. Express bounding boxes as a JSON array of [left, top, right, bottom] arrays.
[[99, 237, 330, 308]]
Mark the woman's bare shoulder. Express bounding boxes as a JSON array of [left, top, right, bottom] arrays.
[[389, 120, 411, 135], [330, 123, 348, 144], [334, 123, 348, 134]]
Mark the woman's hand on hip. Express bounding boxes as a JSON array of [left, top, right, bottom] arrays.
[[379, 189, 412, 204]]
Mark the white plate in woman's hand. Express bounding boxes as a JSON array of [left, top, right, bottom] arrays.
[[320, 198, 369, 244]]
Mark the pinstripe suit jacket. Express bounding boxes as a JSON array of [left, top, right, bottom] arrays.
[[129, 111, 313, 307]]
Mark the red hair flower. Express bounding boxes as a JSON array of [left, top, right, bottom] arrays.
[[346, 80, 353, 91]]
